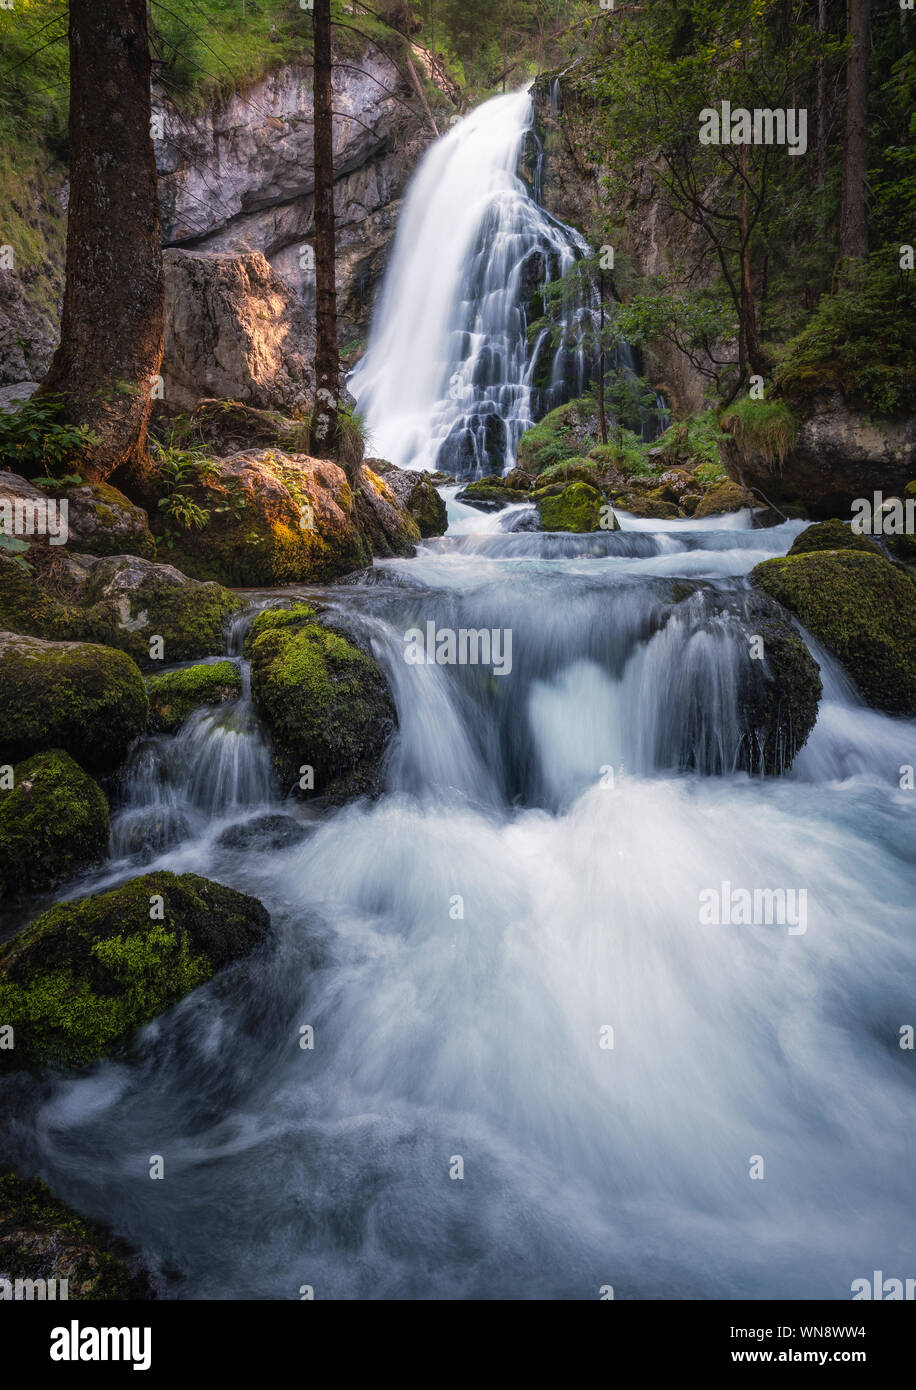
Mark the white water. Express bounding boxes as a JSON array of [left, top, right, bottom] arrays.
[[2, 509, 914, 1300], [350, 90, 593, 477]]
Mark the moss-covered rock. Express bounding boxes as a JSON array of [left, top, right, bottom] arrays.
[[63, 482, 156, 559], [0, 871, 270, 1071], [0, 632, 148, 772], [788, 518, 883, 557], [243, 602, 316, 656], [455, 477, 530, 512], [146, 661, 242, 734], [736, 604, 823, 774], [0, 551, 239, 668], [693, 478, 753, 518], [249, 607, 396, 798], [369, 460, 448, 537], [612, 493, 681, 520], [750, 550, 916, 715], [0, 1174, 154, 1299], [0, 751, 109, 901], [516, 397, 599, 474], [352, 465, 420, 557], [535, 481, 604, 532]]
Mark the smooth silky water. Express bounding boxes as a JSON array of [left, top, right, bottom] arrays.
[[2, 92, 914, 1302]]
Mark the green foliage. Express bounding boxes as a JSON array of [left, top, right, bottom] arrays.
[[654, 410, 730, 472], [774, 251, 916, 415], [0, 396, 100, 475], [720, 397, 796, 467], [151, 433, 217, 542]]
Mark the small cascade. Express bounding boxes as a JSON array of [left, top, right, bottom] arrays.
[[110, 612, 276, 861]]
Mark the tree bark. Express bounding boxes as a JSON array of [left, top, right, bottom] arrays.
[[738, 145, 765, 379], [836, 0, 870, 274], [598, 266, 608, 446], [309, 0, 342, 463], [40, 0, 163, 491], [816, 0, 828, 191]]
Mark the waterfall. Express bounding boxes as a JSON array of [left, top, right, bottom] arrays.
[[350, 90, 595, 478]]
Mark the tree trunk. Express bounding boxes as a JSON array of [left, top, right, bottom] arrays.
[[836, 0, 870, 274], [598, 267, 608, 446], [39, 0, 163, 491], [737, 145, 766, 380], [309, 0, 342, 464], [816, 0, 828, 190]]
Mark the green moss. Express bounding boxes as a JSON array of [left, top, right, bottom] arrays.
[[536, 456, 603, 487], [737, 609, 822, 774], [0, 635, 149, 773], [0, 1174, 152, 1300], [244, 603, 316, 655], [536, 481, 604, 533], [751, 550, 916, 715], [516, 397, 599, 474], [720, 398, 796, 470], [788, 519, 883, 557], [455, 478, 529, 510], [249, 609, 395, 797], [0, 871, 270, 1071], [693, 478, 753, 518], [652, 410, 730, 472], [0, 750, 109, 900], [77, 565, 241, 668], [146, 661, 242, 734]]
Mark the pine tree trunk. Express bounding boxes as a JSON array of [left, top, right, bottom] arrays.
[[309, 0, 341, 463], [738, 146, 765, 379], [39, 0, 163, 490], [816, 0, 828, 190], [836, 0, 870, 274]]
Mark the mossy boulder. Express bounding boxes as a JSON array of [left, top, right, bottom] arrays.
[[352, 465, 420, 557], [751, 550, 916, 715], [249, 607, 396, 798], [145, 661, 242, 734], [0, 1175, 154, 1299], [455, 476, 530, 512], [0, 751, 109, 901], [735, 604, 823, 774], [612, 493, 680, 520], [369, 460, 448, 537], [0, 871, 271, 1071], [516, 397, 599, 474], [535, 481, 605, 532], [149, 449, 371, 587], [693, 478, 753, 518], [0, 632, 148, 772], [243, 602, 316, 656], [63, 482, 156, 559], [788, 518, 883, 557], [0, 551, 239, 668]]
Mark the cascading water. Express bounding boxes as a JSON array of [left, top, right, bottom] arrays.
[[350, 90, 597, 477]]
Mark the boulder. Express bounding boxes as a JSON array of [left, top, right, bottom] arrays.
[[788, 518, 883, 557], [734, 602, 822, 774], [536, 481, 604, 532], [353, 465, 421, 557], [0, 871, 271, 1070], [370, 461, 448, 537], [0, 472, 156, 562], [751, 550, 916, 715], [516, 397, 600, 475], [150, 448, 370, 587], [249, 605, 396, 798], [613, 493, 680, 520], [0, 632, 148, 772], [161, 249, 313, 414], [692, 478, 753, 518], [455, 477, 530, 511], [0, 750, 109, 900], [0, 1175, 154, 1300], [145, 661, 242, 734]]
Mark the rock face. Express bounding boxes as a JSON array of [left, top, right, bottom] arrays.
[[161, 249, 314, 412], [0, 1174, 154, 1300], [0, 750, 109, 900], [0, 631, 148, 772], [0, 871, 270, 1071], [0, 271, 59, 387], [723, 388, 916, 517], [155, 55, 432, 347], [248, 604, 396, 798], [751, 550, 916, 715]]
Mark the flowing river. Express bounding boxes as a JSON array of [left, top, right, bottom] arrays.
[[2, 90, 914, 1302]]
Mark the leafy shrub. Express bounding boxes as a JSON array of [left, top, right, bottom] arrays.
[[0, 396, 101, 475]]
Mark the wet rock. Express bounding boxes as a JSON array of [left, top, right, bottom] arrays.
[[146, 661, 242, 734], [0, 631, 148, 773], [535, 481, 605, 532], [693, 478, 753, 518], [0, 750, 109, 900], [216, 813, 312, 852], [0, 1174, 154, 1300], [0, 871, 271, 1071], [370, 461, 448, 536]]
